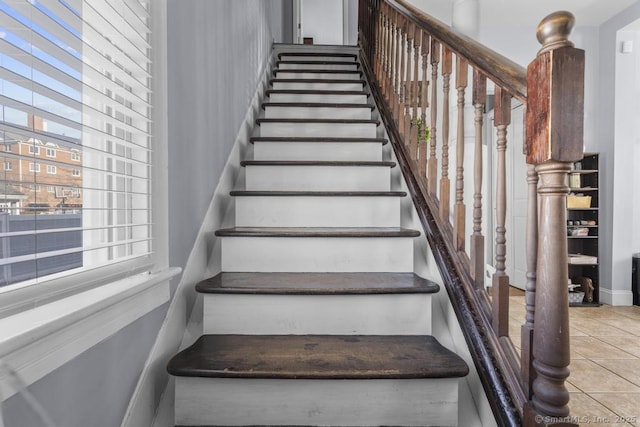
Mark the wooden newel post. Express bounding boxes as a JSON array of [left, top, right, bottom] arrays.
[[524, 11, 584, 427]]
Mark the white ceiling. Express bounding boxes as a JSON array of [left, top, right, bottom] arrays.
[[411, 0, 639, 28]]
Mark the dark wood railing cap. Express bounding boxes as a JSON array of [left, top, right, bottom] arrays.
[[536, 11, 576, 55]]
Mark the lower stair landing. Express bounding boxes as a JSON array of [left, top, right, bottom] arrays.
[[169, 335, 469, 426]]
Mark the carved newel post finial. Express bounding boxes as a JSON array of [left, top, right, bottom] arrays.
[[536, 11, 575, 55]]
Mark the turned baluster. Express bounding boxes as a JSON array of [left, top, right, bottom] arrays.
[[522, 163, 538, 400], [381, 3, 392, 100], [492, 86, 511, 338], [395, 17, 406, 130], [410, 26, 421, 162], [439, 48, 452, 221], [453, 56, 468, 251], [427, 39, 440, 196], [470, 70, 486, 289], [391, 11, 401, 109], [418, 32, 430, 179], [403, 22, 413, 146], [381, 4, 391, 101], [524, 11, 584, 426], [374, 3, 383, 77]]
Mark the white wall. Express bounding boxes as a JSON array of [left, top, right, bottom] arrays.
[[599, 4, 640, 305], [167, 0, 282, 280], [609, 26, 640, 304], [116, 2, 285, 426]]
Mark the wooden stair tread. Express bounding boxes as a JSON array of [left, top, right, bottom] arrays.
[[278, 52, 358, 60], [230, 190, 406, 197], [250, 136, 387, 144], [273, 69, 362, 75], [214, 227, 421, 238], [266, 89, 368, 96], [167, 334, 469, 379], [262, 102, 374, 109], [240, 160, 395, 167], [276, 60, 360, 67], [195, 272, 439, 295], [270, 78, 366, 85], [256, 118, 378, 125]]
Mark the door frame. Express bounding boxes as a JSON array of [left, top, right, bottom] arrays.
[[292, 0, 352, 45]]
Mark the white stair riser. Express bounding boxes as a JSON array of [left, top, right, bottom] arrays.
[[203, 293, 432, 335], [175, 377, 459, 426], [235, 196, 400, 227], [274, 71, 361, 80], [278, 62, 359, 71], [220, 236, 414, 272], [259, 121, 377, 138], [272, 81, 364, 91], [279, 55, 357, 62], [254, 141, 382, 161], [264, 105, 371, 120], [245, 165, 391, 191], [269, 93, 368, 103]]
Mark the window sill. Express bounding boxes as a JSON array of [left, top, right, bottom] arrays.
[[0, 267, 181, 401]]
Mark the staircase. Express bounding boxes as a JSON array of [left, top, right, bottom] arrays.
[[167, 46, 469, 426]]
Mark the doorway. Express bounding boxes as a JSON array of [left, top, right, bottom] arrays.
[[292, 0, 358, 45]]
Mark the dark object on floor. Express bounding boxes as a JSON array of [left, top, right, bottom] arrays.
[[574, 276, 594, 303]]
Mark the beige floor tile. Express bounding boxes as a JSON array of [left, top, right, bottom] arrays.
[[593, 359, 640, 388], [598, 336, 640, 358], [589, 393, 640, 426], [609, 306, 640, 320], [600, 318, 640, 336], [571, 337, 638, 359], [571, 319, 634, 337], [570, 327, 588, 337], [569, 360, 640, 393], [504, 295, 640, 423], [566, 380, 581, 392], [570, 307, 621, 320], [569, 393, 635, 427]]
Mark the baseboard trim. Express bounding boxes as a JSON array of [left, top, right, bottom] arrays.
[[599, 288, 634, 306]]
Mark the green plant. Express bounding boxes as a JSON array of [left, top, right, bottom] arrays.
[[412, 118, 430, 145]]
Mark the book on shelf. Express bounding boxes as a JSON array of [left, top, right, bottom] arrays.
[[568, 254, 598, 264], [569, 173, 581, 189]]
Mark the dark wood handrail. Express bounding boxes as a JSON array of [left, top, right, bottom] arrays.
[[387, 0, 527, 101]]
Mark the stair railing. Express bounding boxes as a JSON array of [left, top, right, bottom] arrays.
[[358, 1, 584, 425]]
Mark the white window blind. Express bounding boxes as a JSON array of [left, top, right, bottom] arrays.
[[0, 0, 153, 288]]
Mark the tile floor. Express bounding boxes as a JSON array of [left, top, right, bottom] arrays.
[[508, 294, 640, 426]]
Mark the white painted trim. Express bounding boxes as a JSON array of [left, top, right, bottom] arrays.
[[293, 0, 302, 44], [0, 267, 179, 401], [599, 288, 634, 306], [121, 48, 276, 427], [342, 0, 349, 45]]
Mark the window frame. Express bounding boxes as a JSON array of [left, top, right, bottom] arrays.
[[0, 0, 176, 400]]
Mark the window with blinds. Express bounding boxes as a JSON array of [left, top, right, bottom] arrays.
[[0, 0, 153, 288]]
